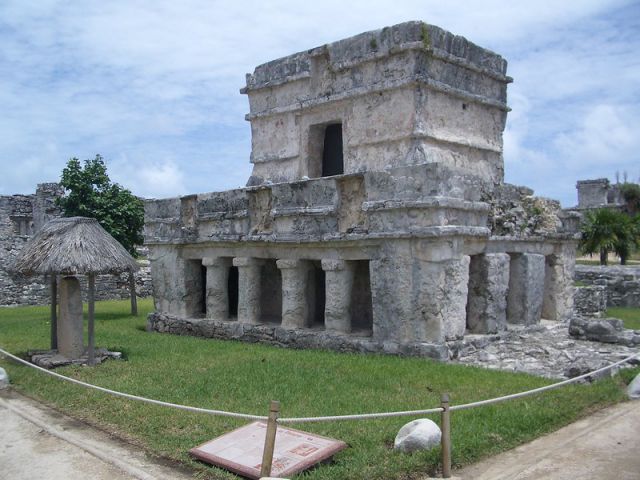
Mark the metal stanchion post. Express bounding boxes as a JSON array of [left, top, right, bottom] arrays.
[[441, 393, 451, 478], [260, 400, 280, 477]]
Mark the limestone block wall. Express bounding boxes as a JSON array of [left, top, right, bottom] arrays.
[[574, 265, 640, 308], [574, 285, 607, 318]]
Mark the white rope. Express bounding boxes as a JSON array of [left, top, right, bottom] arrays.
[[450, 352, 640, 412], [0, 348, 266, 421], [1, 346, 638, 423], [279, 407, 444, 423]]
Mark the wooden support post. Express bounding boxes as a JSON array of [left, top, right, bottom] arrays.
[[50, 275, 58, 350], [88, 274, 96, 366], [441, 393, 452, 478], [260, 400, 280, 478], [129, 270, 138, 316]]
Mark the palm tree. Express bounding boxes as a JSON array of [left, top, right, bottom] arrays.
[[579, 209, 639, 265]]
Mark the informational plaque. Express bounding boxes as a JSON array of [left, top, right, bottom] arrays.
[[190, 421, 347, 479]]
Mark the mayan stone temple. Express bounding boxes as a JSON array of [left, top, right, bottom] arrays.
[[145, 21, 579, 359]]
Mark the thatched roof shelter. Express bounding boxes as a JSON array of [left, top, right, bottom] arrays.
[[14, 217, 138, 276], [13, 217, 139, 365]]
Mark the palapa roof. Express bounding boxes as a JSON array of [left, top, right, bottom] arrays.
[[13, 217, 139, 276]]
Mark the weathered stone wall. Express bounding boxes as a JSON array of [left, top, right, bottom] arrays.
[[148, 312, 450, 360], [145, 21, 579, 358], [576, 178, 623, 209], [0, 184, 60, 306], [574, 265, 640, 308], [243, 21, 511, 187], [0, 184, 153, 306], [574, 285, 607, 317]]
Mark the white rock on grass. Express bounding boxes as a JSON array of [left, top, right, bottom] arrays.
[[628, 373, 640, 400], [394, 419, 441, 453], [0, 367, 9, 389]]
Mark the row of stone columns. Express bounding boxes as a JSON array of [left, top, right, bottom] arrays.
[[466, 252, 572, 334], [202, 257, 358, 334]]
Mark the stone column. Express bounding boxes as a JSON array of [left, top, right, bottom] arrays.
[[413, 256, 471, 342], [277, 259, 310, 329], [203, 257, 232, 320], [506, 253, 545, 326], [321, 259, 354, 333], [466, 253, 510, 333], [233, 257, 263, 324], [542, 250, 576, 321], [58, 276, 84, 359]]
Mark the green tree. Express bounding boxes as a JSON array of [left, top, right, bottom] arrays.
[[580, 208, 639, 265], [619, 182, 640, 216], [57, 155, 144, 256]]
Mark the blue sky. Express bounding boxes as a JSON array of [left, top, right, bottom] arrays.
[[1, 0, 638, 207]]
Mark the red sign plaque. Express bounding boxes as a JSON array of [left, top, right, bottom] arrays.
[[190, 421, 347, 479]]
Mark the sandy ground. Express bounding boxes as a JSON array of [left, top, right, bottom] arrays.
[[0, 389, 196, 480], [455, 400, 640, 480]]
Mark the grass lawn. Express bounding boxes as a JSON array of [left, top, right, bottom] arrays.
[[607, 307, 640, 330], [0, 299, 637, 480]]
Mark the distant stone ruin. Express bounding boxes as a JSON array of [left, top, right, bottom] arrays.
[[145, 21, 579, 359], [0, 183, 152, 306], [575, 178, 624, 210]]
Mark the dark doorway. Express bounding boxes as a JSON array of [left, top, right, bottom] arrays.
[[200, 264, 207, 315], [259, 260, 282, 324], [322, 123, 344, 177], [350, 260, 373, 335], [307, 261, 326, 328], [228, 265, 239, 318]]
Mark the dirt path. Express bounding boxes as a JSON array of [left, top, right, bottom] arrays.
[[455, 400, 640, 480], [0, 390, 196, 480]]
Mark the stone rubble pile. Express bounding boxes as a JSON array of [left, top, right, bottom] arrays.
[[452, 321, 639, 379]]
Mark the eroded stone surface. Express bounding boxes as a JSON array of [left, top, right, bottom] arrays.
[[143, 21, 578, 357], [453, 322, 639, 379], [27, 349, 122, 369]]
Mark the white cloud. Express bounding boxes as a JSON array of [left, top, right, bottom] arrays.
[[137, 161, 187, 199], [0, 0, 638, 207]]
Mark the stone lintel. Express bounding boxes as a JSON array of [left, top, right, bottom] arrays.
[[321, 259, 347, 271], [276, 259, 303, 270], [202, 256, 228, 267], [233, 257, 264, 268]]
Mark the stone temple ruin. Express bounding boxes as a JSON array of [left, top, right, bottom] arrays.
[[145, 21, 579, 360]]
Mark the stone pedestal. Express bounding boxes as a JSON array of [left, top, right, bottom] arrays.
[[277, 259, 310, 328], [466, 253, 510, 333], [507, 253, 545, 325], [58, 276, 84, 359], [321, 259, 354, 333], [203, 257, 232, 320], [234, 257, 263, 324]]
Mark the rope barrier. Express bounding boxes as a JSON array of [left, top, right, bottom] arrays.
[[0, 348, 266, 421], [450, 352, 640, 412], [1, 346, 638, 423]]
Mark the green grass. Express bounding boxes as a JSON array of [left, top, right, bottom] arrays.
[[0, 299, 636, 480], [607, 306, 640, 330]]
